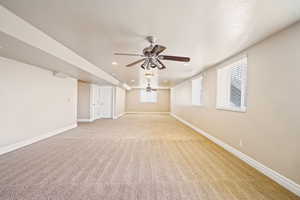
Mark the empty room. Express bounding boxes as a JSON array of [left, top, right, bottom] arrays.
[[0, 0, 300, 199]]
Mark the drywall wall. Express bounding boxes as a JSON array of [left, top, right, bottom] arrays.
[[171, 22, 300, 184], [0, 57, 77, 148], [126, 89, 170, 112], [115, 87, 126, 117], [77, 81, 90, 119]]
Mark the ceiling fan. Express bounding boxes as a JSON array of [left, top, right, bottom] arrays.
[[114, 36, 190, 70], [146, 82, 157, 92]]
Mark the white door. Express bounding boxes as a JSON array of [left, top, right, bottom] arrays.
[[91, 85, 101, 120], [99, 87, 112, 118]]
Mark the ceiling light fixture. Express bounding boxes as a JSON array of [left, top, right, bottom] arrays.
[[131, 79, 135, 82], [122, 83, 131, 90], [145, 72, 154, 79], [112, 61, 118, 65]]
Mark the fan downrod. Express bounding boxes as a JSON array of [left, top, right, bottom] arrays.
[[146, 36, 156, 44]]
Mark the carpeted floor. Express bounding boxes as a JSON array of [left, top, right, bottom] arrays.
[[0, 114, 298, 200]]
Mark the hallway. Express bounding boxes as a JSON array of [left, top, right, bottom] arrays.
[[0, 114, 298, 199]]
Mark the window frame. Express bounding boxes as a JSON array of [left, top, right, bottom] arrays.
[[191, 76, 204, 106], [140, 89, 158, 103], [216, 57, 248, 112]]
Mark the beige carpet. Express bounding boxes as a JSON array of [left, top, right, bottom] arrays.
[[0, 114, 298, 200]]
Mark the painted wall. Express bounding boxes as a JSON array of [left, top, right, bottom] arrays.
[[115, 87, 126, 117], [0, 57, 77, 148], [77, 81, 90, 119], [171, 22, 300, 184], [126, 89, 170, 112]]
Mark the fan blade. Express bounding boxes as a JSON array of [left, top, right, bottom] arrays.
[[151, 45, 166, 55], [159, 55, 190, 62], [126, 58, 146, 67], [156, 59, 166, 69], [114, 53, 143, 57]]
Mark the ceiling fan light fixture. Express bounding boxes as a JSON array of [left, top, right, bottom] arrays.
[[157, 65, 165, 70], [141, 59, 149, 69], [150, 63, 157, 68], [114, 36, 191, 70]]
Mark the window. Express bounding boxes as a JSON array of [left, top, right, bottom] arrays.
[[216, 57, 247, 112], [140, 89, 157, 103], [192, 76, 203, 105]]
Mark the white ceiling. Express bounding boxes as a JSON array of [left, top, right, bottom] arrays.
[[1, 0, 300, 87]]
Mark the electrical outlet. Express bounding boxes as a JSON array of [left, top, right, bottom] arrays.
[[239, 139, 243, 147]]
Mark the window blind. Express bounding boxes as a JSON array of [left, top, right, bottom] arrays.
[[216, 57, 247, 112]]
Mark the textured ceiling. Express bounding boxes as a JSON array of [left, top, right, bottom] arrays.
[[1, 0, 300, 87]]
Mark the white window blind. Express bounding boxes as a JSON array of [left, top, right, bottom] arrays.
[[140, 89, 157, 103], [217, 57, 247, 112], [192, 76, 203, 105]]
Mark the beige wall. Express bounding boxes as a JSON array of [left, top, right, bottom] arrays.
[[171, 22, 300, 184], [126, 89, 170, 112], [77, 81, 91, 119], [0, 57, 77, 148], [115, 87, 126, 117]]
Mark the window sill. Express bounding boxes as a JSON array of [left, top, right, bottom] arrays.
[[216, 105, 246, 113]]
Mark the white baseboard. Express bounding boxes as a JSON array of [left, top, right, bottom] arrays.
[[0, 123, 77, 156], [113, 113, 126, 119], [126, 112, 170, 114], [77, 118, 94, 122], [170, 113, 300, 197], [119, 113, 126, 117]]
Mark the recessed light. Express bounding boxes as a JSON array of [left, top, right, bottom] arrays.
[[112, 61, 118, 65], [122, 83, 131, 90], [131, 79, 135, 82]]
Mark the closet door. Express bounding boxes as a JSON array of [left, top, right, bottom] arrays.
[[90, 85, 102, 120], [99, 87, 113, 118]]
